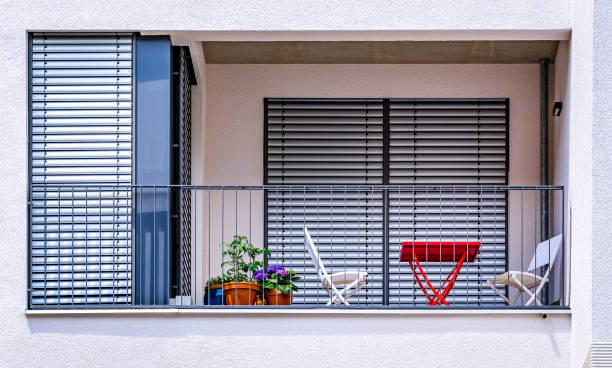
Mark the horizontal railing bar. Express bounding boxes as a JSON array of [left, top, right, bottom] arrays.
[[28, 304, 570, 311], [29, 184, 565, 190]]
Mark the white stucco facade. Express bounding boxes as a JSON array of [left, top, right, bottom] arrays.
[[592, 0, 612, 343], [0, 1, 610, 367]]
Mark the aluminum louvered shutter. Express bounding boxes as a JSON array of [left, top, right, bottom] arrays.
[[265, 99, 384, 305], [29, 33, 133, 306], [388, 98, 508, 306], [265, 98, 509, 306]]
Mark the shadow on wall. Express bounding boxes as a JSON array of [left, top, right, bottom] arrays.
[[27, 314, 569, 340]]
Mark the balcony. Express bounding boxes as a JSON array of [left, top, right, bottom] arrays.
[[27, 38, 570, 312], [28, 183, 567, 310]]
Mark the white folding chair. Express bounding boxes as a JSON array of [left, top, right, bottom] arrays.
[[304, 227, 368, 306], [487, 234, 562, 306]]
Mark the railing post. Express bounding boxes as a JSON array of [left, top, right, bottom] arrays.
[[562, 186, 567, 306], [383, 188, 390, 305]]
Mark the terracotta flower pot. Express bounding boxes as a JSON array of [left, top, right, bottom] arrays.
[[222, 282, 260, 305], [264, 289, 292, 305]]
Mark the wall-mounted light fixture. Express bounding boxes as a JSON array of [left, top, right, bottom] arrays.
[[553, 101, 563, 116]]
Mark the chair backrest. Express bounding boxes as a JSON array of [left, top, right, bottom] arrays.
[[528, 234, 562, 271], [304, 227, 330, 282]]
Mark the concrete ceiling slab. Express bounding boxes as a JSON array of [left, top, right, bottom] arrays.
[[202, 41, 559, 64]]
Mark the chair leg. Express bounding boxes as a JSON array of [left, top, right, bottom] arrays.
[[343, 280, 365, 300], [336, 279, 363, 304], [326, 276, 366, 306], [330, 283, 349, 306], [327, 292, 346, 306], [524, 290, 543, 306], [324, 284, 334, 305], [525, 281, 547, 306], [328, 286, 342, 305], [512, 275, 542, 306], [326, 288, 344, 306], [525, 271, 551, 306], [330, 280, 361, 306], [488, 281, 512, 305], [328, 291, 340, 306]]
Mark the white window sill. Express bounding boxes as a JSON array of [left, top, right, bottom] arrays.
[[25, 308, 571, 317]]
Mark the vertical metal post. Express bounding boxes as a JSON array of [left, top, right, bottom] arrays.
[[520, 188, 524, 305], [492, 186, 497, 305], [562, 187, 567, 306], [139, 187, 143, 304], [57, 186, 62, 304], [125, 186, 130, 305], [303, 186, 307, 305], [383, 188, 390, 305], [166, 186, 171, 303], [99, 185, 103, 304], [153, 186, 157, 305], [397, 186, 401, 306], [112, 185, 116, 304], [72, 185, 76, 305]]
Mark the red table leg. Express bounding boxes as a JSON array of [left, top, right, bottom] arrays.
[[408, 260, 437, 305], [413, 256, 449, 306], [430, 251, 467, 306], [407, 250, 468, 306]]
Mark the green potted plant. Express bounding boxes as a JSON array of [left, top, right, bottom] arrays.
[[221, 235, 269, 305], [255, 264, 300, 305]]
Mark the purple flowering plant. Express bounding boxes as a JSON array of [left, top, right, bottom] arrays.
[[255, 264, 300, 294]]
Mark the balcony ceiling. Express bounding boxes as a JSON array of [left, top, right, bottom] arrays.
[[202, 40, 559, 64]]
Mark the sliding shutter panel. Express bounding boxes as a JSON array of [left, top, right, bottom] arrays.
[[388, 98, 508, 306], [265, 98, 384, 305], [29, 33, 133, 306]]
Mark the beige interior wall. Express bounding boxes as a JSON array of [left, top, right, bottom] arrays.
[[200, 63, 550, 301], [551, 41, 571, 304], [190, 83, 206, 304]]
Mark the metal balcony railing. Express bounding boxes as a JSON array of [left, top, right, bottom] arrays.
[[28, 184, 567, 309]]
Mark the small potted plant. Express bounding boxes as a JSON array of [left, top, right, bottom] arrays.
[[255, 264, 300, 305], [221, 235, 269, 305], [204, 275, 226, 305]]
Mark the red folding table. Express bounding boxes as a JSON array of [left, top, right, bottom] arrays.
[[400, 241, 481, 306]]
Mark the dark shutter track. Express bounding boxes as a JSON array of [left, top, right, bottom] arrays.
[[178, 47, 193, 298]]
